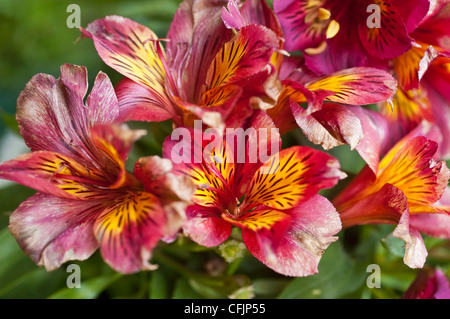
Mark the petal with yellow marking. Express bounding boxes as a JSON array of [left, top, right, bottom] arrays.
[[305, 67, 397, 107], [94, 191, 167, 274], [376, 136, 450, 208], [82, 16, 170, 108], [244, 146, 344, 210], [202, 24, 278, 105], [358, 0, 413, 60], [0, 150, 111, 199]]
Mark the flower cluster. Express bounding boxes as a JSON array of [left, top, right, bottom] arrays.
[[1, 0, 450, 292]]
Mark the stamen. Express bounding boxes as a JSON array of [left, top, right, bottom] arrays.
[[326, 20, 340, 39], [304, 41, 327, 55], [318, 8, 331, 20]]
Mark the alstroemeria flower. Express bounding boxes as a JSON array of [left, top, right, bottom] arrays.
[[378, 1, 450, 158], [0, 64, 195, 274], [267, 56, 396, 173], [81, 0, 281, 129], [274, 0, 430, 74], [221, 1, 397, 173], [332, 123, 450, 268], [163, 111, 345, 276], [403, 267, 450, 299]]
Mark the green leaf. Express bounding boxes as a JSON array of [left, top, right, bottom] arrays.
[[48, 273, 122, 299], [277, 239, 373, 299], [381, 233, 405, 258], [149, 269, 172, 299], [172, 278, 203, 299]]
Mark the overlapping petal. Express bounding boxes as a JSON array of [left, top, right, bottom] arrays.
[[333, 127, 450, 268], [1, 64, 194, 274]]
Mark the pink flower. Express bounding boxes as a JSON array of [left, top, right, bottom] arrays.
[[163, 111, 345, 276], [81, 0, 281, 129], [333, 123, 450, 268], [274, 0, 430, 74], [0, 64, 194, 274], [403, 268, 450, 299]]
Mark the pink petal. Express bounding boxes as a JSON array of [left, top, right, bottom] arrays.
[[358, 1, 413, 60], [242, 195, 341, 277], [273, 0, 326, 52], [9, 193, 101, 271], [239, 0, 283, 38], [16, 64, 119, 160], [390, 0, 430, 33], [393, 211, 428, 269], [15, 63, 126, 184], [221, 0, 245, 30], [168, 0, 234, 102], [94, 191, 170, 274], [231, 110, 282, 197], [182, 205, 232, 247], [115, 78, 176, 123]]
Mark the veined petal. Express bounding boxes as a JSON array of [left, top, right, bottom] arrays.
[[241, 194, 341, 277], [376, 136, 450, 208], [223, 209, 291, 233], [232, 110, 282, 198], [170, 0, 233, 102], [16, 64, 119, 161], [202, 24, 278, 103], [82, 16, 171, 108], [335, 182, 408, 228], [240, 0, 284, 38], [164, 130, 235, 208], [393, 211, 428, 268], [0, 151, 109, 199], [89, 124, 146, 189], [115, 78, 176, 123], [358, 0, 413, 60], [379, 87, 434, 147], [9, 193, 102, 271], [223, 209, 292, 258], [183, 205, 232, 247], [94, 191, 168, 274], [274, 0, 329, 52], [390, 0, 430, 33], [134, 155, 195, 204], [221, 0, 245, 30], [244, 146, 345, 210], [393, 44, 426, 91], [304, 67, 397, 107]]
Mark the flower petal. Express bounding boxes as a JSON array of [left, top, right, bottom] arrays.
[[241, 194, 341, 277], [377, 136, 450, 208], [183, 205, 232, 247], [335, 182, 408, 228], [115, 78, 176, 123], [82, 16, 171, 109], [202, 24, 278, 101], [167, 0, 233, 101], [304, 67, 397, 107], [232, 110, 282, 197], [390, 0, 430, 33], [244, 146, 345, 210], [9, 193, 101, 271], [16, 64, 119, 160], [93, 191, 169, 274], [164, 129, 235, 208], [0, 151, 108, 199], [273, 0, 328, 52], [223, 208, 291, 257], [358, 0, 413, 60], [393, 211, 428, 268]]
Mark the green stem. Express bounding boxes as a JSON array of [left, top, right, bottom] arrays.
[[152, 250, 227, 289]]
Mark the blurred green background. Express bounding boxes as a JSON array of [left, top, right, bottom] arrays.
[[0, 0, 449, 299]]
